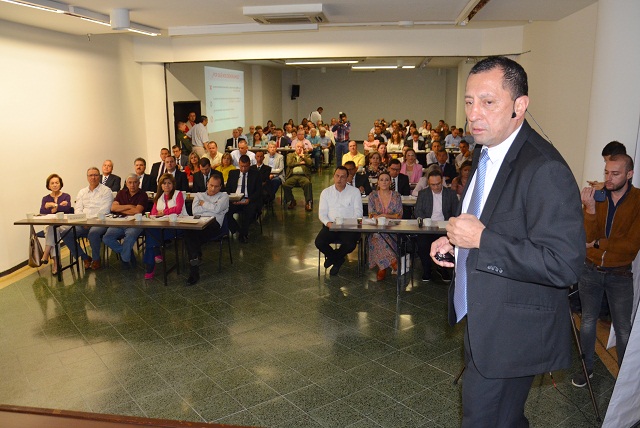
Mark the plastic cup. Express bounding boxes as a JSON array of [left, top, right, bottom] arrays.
[[98, 213, 106, 220], [26, 213, 34, 220], [56, 212, 65, 220], [169, 214, 178, 222], [377, 217, 387, 226], [134, 213, 143, 221]]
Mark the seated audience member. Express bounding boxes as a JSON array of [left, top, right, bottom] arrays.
[[192, 158, 219, 193], [444, 127, 462, 148], [164, 155, 189, 191], [435, 148, 457, 185], [251, 150, 272, 204], [250, 131, 264, 148], [231, 141, 256, 167], [256, 126, 269, 144], [315, 166, 363, 276], [388, 159, 411, 196], [308, 128, 323, 169], [172, 145, 189, 171], [367, 172, 403, 281], [365, 152, 387, 182], [225, 155, 261, 243], [318, 128, 332, 165], [387, 131, 404, 151], [400, 149, 423, 184], [150, 148, 170, 183], [61, 167, 114, 270], [341, 140, 365, 168], [292, 129, 313, 154], [216, 153, 236, 183], [265, 142, 285, 200], [175, 121, 192, 155], [344, 161, 372, 196], [184, 175, 229, 285], [184, 152, 201, 185], [406, 131, 426, 152], [377, 142, 391, 166], [102, 174, 147, 269], [225, 128, 246, 150], [133, 157, 156, 192], [270, 128, 291, 148], [363, 133, 380, 154], [245, 125, 256, 142], [455, 140, 472, 170], [414, 169, 458, 281], [426, 139, 441, 165], [40, 173, 73, 274], [143, 173, 187, 279], [373, 125, 388, 143], [451, 160, 472, 197], [283, 141, 313, 211], [100, 160, 121, 192], [202, 141, 223, 169]]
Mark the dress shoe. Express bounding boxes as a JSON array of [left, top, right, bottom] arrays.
[[305, 201, 313, 212], [421, 272, 431, 282], [330, 257, 345, 276], [83, 257, 93, 269], [287, 200, 296, 209], [324, 257, 334, 269], [186, 266, 200, 286], [239, 235, 249, 244], [121, 260, 131, 270], [90, 260, 101, 270], [377, 269, 387, 281]]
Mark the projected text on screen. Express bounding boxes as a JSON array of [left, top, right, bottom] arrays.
[[204, 66, 245, 133]]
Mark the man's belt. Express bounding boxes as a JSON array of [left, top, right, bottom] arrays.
[[585, 259, 633, 277]]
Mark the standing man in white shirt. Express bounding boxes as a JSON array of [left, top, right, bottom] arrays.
[[186, 115, 210, 157], [62, 167, 114, 270], [315, 166, 363, 275], [309, 106, 323, 125]]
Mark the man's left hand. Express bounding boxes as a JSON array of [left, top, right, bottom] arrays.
[[447, 214, 485, 249]]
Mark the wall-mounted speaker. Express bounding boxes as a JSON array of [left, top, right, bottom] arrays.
[[291, 84, 300, 100]]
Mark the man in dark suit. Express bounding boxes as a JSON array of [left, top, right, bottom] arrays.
[[269, 128, 292, 148], [133, 157, 156, 193], [150, 148, 170, 183], [171, 145, 189, 171], [343, 161, 372, 195], [163, 156, 189, 191], [414, 169, 458, 281], [251, 150, 272, 205], [430, 57, 585, 427], [192, 158, 222, 193], [225, 155, 261, 243], [435, 148, 458, 185], [100, 159, 121, 192], [225, 128, 247, 150], [388, 159, 411, 196]]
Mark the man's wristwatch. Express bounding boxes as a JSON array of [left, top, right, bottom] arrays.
[[593, 239, 600, 249]]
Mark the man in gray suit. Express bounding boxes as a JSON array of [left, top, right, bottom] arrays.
[[264, 142, 284, 201], [431, 56, 585, 427], [414, 169, 457, 282]]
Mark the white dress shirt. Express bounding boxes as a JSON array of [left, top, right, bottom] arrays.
[[75, 184, 114, 217], [192, 191, 229, 226], [318, 184, 363, 226], [186, 123, 209, 148], [231, 150, 256, 167]]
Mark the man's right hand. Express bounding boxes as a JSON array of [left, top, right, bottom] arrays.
[[581, 187, 596, 214], [430, 236, 455, 268]]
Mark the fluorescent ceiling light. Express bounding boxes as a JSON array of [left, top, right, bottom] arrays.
[[1, 0, 66, 13], [352, 65, 399, 70], [402, 65, 416, 69], [67, 6, 110, 26], [128, 27, 160, 36], [285, 60, 358, 66]]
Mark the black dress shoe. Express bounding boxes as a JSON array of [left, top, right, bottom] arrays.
[[186, 266, 200, 286], [239, 235, 249, 244], [330, 257, 345, 276], [324, 257, 334, 269]]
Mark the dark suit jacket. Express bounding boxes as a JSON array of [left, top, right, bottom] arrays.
[[350, 174, 372, 195], [101, 174, 121, 192], [449, 120, 585, 378], [150, 162, 164, 183], [226, 169, 262, 204], [436, 162, 458, 184], [391, 173, 411, 196], [139, 174, 156, 192], [270, 135, 292, 147], [172, 170, 189, 192], [192, 170, 223, 193], [251, 164, 272, 185], [414, 187, 458, 219], [175, 154, 189, 170], [225, 136, 247, 150]]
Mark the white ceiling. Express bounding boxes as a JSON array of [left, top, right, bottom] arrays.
[[0, 0, 597, 68]]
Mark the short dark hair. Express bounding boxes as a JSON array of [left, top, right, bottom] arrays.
[[46, 173, 63, 190], [200, 115, 208, 122], [609, 154, 634, 172], [427, 169, 443, 179], [335, 166, 348, 175], [172, 144, 180, 150], [199, 158, 211, 168], [239, 154, 251, 164], [460, 160, 473, 170], [207, 174, 222, 186], [254, 150, 264, 156], [134, 157, 146, 166], [389, 158, 402, 167], [470, 56, 528, 100], [160, 148, 170, 153], [601, 141, 626, 157], [344, 161, 356, 169]]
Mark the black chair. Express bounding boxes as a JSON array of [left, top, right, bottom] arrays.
[[210, 212, 233, 272]]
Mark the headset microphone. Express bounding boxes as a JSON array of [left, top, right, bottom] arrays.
[[511, 111, 516, 119]]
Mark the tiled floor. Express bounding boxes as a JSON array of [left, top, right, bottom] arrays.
[[1, 169, 613, 427]]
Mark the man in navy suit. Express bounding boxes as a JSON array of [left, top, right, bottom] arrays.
[[171, 145, 189, 171], [225, 155, 261, 243], [100, 160, 121, 192], [133, 158, 156, 193], [162, 156, 189, 191], [431, 56, 585, 427], [435, 148, 458, 185]]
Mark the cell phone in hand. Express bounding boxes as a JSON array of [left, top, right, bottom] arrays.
[[594, 189, 606, 202], [435, 252, 455, 263]]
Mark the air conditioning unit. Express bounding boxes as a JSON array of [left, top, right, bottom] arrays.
[[243, 4, 327, 25]]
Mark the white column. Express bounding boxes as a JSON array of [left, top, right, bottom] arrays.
[[251, 65, 263, 127], [582, 0, 640, 185]]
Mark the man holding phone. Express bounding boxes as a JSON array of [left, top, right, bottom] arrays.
[[574, 154, 640, 387]]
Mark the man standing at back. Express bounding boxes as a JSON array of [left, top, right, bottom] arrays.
[[430, 56, 585, 427], [186, 115, 210, 157], [332, 112, 351, 167]]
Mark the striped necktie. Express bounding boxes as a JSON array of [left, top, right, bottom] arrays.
[[454, 148, 489, 322]]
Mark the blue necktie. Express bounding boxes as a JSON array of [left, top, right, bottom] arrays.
[[454, 148, 489, 322]]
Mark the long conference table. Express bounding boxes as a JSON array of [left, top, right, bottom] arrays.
[[15, 214, 218, 286], [330, 218, 448, 294]]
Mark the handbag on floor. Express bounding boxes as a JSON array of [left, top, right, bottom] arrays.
[[28, 225, 44, 268]]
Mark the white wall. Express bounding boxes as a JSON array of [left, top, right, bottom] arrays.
[[520, 3, 599, 182], [0, 20, 148, 273]]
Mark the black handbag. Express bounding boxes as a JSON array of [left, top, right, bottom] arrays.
[[28, 225, 44, 268]]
